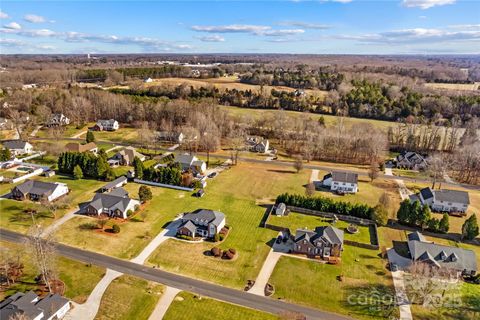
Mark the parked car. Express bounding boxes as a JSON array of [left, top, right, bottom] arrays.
[[208, 172, 217, 178]]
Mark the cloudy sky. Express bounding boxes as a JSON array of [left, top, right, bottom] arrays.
[[0, 0, 479, 54]]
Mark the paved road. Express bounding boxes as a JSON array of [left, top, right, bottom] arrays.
[[27, 137, 480, 191], [0, 228, 351, 320]]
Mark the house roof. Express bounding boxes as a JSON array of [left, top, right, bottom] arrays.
[[408, 231, 427, 242], [175, 153, 197, 166], [34, 293, 69, 320], [275, 203, 286, 215], [331, 171, 358, 184], [102, 176, 128, 190], [88, 192, 134, 213], [434, 189, 470, 205], [294, 226, 344, 245], [108, 187, 129, 197], [3, 140, 31, 150], [114, 147, 144, 164], [182, 209, 225, 227], [323, 173, 332, 180], [179, 220, 197, 234], [407, 232, 477, 273], [420, 187, 434, 200], [13, 180, 65, 197], [96, 119, 117, 126], [65, 142, 97, 153], [0, 291, 69, 320]]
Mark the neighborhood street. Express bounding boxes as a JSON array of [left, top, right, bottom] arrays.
[[0, 228, 353, 320]]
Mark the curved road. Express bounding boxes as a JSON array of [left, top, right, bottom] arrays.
[[0, 228, 352, 320], [27, 137, 480, 191]]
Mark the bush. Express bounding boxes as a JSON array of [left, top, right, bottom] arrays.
[[126, 210, 133, 217], [138, 185, 153, 203], [177, 234, 193, 241], [111, 224, 120, 233], [219, 234, 225, 241], [213, 233, 220, 242], [228, 248, 236, 255], [211, 247, 222, 257], [223, 249, 235, 260]]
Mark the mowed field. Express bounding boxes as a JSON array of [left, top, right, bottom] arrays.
[[425, 82, 480, 91], [144, 76, 328, 98]]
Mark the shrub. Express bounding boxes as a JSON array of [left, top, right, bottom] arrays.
[[177, 234, 193, 241], [213, 233, 220, 242], [126, 210, 133, 217], [223, 250, 235, 260], [111, 224, 120, 233], [228, 248, 236, 255], [211, 247, 222, 257]]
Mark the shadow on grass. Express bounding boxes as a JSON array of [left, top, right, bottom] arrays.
[[341, 283, 399, 320], [267, 169, 296, 174]]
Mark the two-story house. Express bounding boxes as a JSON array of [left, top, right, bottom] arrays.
[[177, 209, 225, 239], [93, 119, 119, 131], [291, 226, 344, 258], [417, 187, 470, 214], [322, 171, 358, 194]]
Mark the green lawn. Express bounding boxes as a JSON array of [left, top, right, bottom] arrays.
[[0, 241, 105, 303], [95, 275, 163, 320], [269, 247, 396, 320], [268, 213, 372, 244], [0, 175, 105, 233], [164, 291, 280, 320], [35, 124, 90, 139]]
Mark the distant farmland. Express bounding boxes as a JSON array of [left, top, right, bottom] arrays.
[[425, 82, 480, 91]]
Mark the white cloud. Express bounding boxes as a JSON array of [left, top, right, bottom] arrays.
[[0, 38, 24, 47], [402, 0, 456, 9], [191, 24, 270, 34], [263, 29, 305, 36], [278, 21, 331, 30], [24, 14, 47, 23], [0, 11, 9, 19], [196, 35, 225, 42], [3, 22, 21, 30]]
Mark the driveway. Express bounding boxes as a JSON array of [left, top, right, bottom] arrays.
[[385, 168, 412, 201], [387, 248, 413, 320], [41, 210, 78, 238], [248, 247, 282, 296], [310, 169, 319, 183], [148, 286, 181, 320]]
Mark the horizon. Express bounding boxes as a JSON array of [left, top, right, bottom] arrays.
[[1, 0, 479, 55]]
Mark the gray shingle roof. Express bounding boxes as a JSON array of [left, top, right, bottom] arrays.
[[420, 187, 434, 200], [179, 220, 197, 234], [175, 153, 196, 166], [102, 176, 127, 191], [294, 226, 344, 245], [3, 140, 30, 150], [88, 192, 132, 213], [182, 209, 225, 228], [407, 232, 477, 273], [408, 231, 427, 242], [434, 189, 470, 205], [13, 180, 61, 197], [331, 171, 358, 184], [0, 291, 69, 320]]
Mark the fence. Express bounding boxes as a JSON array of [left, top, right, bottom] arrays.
[[287, 206, 375, 226], [11, 168, 44, 184], [18, 151, 46, 162], [134, 179, 194, 191]]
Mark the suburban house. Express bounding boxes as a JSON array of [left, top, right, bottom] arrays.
[[45, 113, 70, 127], [3, 140, 33, 156], [65, 142, 98, 154], [246, 136, 270, 153], [414, 187, 470, 214], [175, 154, 206, 174], [92, 119, 119, 131], [390, 231, 477, 276], [100, 176, 128, 193], [155, 131, 184, 143], [322, 171, 358, 194], [291, 226, 344, 258], [110, 147, 146, 166], [395, 151, 428, 170], [0, 291, 71, 320], [177, 209, 226, 239], [11, 180, 69, 202], [84, 188, 139, 219]]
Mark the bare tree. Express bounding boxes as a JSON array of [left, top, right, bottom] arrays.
[[293, 156, 304, 173], [368, 161, 380, 182], [25, 224, 57, 293], [305, 182, 315, 197]]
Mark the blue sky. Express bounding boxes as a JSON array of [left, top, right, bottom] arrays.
[[0, 0, 479, 54]]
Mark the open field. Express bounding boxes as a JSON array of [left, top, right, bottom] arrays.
[[404, 181, 480, 236], [144, 76, 328, 98], [269, 247, 396, 320], [269, 213, 372, 244], [0, 175, 105, 233], [164, 291, 280, 320], [35, 124, 90, 139], [0, 241, 105, 303], [424, 82, 480, 91], [95, 275, 164, 320]]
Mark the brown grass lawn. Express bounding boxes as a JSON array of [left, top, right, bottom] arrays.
[[424, 82, 480, 91], [404, 181, 480, 236], [164, 291, 280, 320], [0, 241, 105, 303], [95, 275, 163, 320]]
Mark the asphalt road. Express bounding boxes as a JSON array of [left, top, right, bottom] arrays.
[[29, 136, 480, 191], [0, 228, 352, 320]]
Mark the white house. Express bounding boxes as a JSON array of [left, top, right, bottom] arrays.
[[156, 131, 184, 143], [0, 291, 71, 320], [417, 187, 469, 214], [246, 136, 270, 154], [177, 209, 226, 239], [144, 77, 153, 83], [396, 151, 428, 170], [322, 171, 358, 194], [93, 119, 119, 131], [175, 154, 207, 174], [3, 140, 33, 156], [11, 180, 69, 202], [45, 113, 70, 127]]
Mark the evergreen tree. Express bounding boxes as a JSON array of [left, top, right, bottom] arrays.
[[133, 156, 145, 179], [418, 204, 432, 230], [462, 214, 479, 240], [373, 204, 389, 226], [397, 200, 411, 224], [0, 148, 12, 161], [73, 165, 83, 180], [86, 131, 95, 143], [439, 213, 450, 233], [138, 185, 153, 203]]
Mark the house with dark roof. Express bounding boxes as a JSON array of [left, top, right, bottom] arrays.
[[396, 151, 428, 170], [291, 226, 344, 258], [391, 232, 477, 276], [110, 147, 145, 166], [92, 119, 119, 131], [322, 171, 358, 194], [246, 136, 270, 154], [177, 209, 226, 239], [3, 140, 33, 156], [155, 131, 184, 143], [11, 180, 69, 202], [100, 176, 128, 193], [65, 142, 98, 154], [45, 113, 70, 127], [416, 187, 470, 214], [174, 154, 206, 174], [84, 189, 139, 219], [0, 291, 71, 320]]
